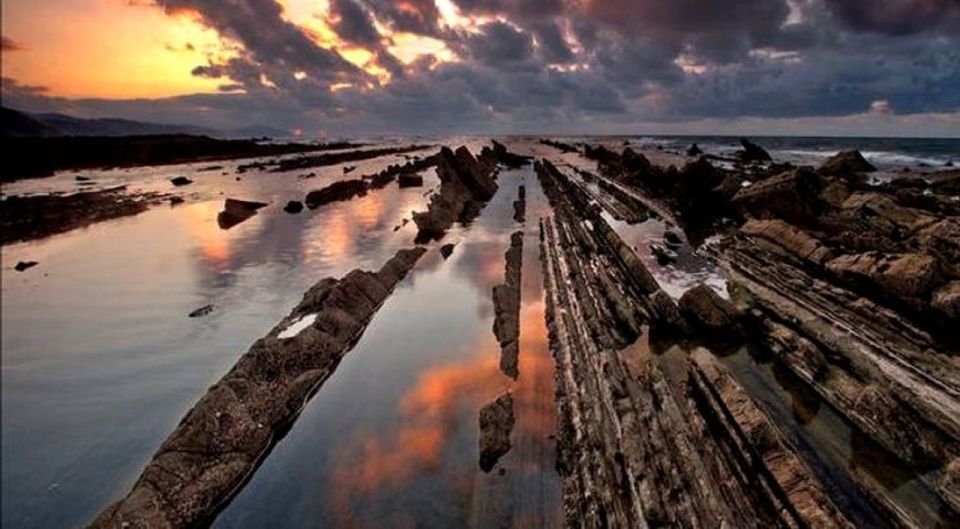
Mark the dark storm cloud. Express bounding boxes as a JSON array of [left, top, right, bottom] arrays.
[[531, 21, 574, 63], [451, 0, 564, 19], [824, 0, 960, 35], [328, 0, 382, 47], [152, 0, 368, 85], [4, 0, 958, 135], [364, 0, 442, 35], [585, 0, 791, 63], [462, 21, 535, 68]]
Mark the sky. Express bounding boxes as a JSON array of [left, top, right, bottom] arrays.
[[2, 0, 959, 137]]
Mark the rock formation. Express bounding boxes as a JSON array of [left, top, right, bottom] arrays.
[[492, 231, 523, 379]]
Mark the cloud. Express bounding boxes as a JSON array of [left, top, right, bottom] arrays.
[[823, 0, 960, 35], [328, 0, 382, 47], [2, 0, 958, 136], [870, 99, 893, 114]]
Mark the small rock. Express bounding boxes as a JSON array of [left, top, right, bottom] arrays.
[[663, 230, 683, 247], [217, 198, 268, 229], [283, 200, 304, 214], [75, 175, 92, 182], [398, 173, 424, 188], [479, 393, 515, 472], [650, 244, 678, 265], [440, 243, 456, 259], [189, 304, 214, 318], [170, 176, 193, 187], [169, 196, 185, 206], [343, 165, 356, 174], [687, 143, 703, 157], [14, 261, 38, 272]]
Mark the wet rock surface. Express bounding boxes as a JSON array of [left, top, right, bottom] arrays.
[[1, 186, 167, 245], [537, 179, 852, 528], [541, 140, 960, 527], [89, 247, 426, 529], [478, 392, 515, 473], [217, 198, 268, 230], [304, 179, 368, 209], [493, 231, 523, 379], [412, 146, 498, 242]]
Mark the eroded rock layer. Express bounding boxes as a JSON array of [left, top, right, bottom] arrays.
[[493, 231, 523, 379], [536, 155, 848, 528]]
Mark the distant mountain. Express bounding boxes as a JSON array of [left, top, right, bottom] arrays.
[[0, 107, 288, 139]]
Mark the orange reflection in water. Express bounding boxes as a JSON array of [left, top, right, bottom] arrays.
[[328, 236, 560, 526], [181, 201, 232, 267]]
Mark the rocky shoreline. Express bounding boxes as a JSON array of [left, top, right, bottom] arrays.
[[535, 138, 960, 527], [10, 137, 954, 528]]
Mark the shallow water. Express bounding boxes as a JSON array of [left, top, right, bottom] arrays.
[[4, 135, 955, 528], [213, 160, 563, 528], [719, 347, 952, 529], [1, 154, 437, 528]]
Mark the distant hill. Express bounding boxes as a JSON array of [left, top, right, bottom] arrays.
[[0, 107, 288, 139]]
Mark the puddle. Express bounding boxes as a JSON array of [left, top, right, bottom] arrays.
[[600, 211, 728, 299]]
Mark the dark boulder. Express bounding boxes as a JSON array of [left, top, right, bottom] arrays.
[[687, 143, 703, 157], [819, 150, 876, 176], [283, 200, 304, 214], [679, 284, 743, 338], [170, 176, 193, 186], [737, 138, 772, 163], [731, 167, 823, 227]]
